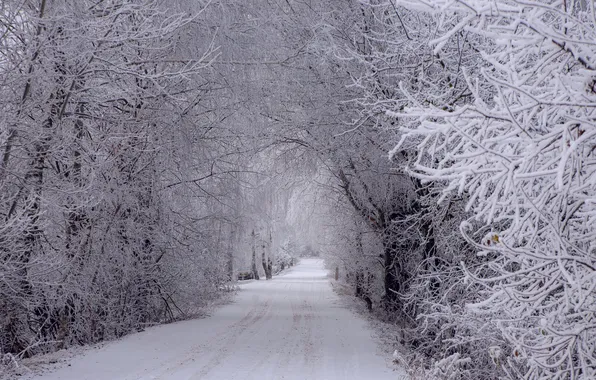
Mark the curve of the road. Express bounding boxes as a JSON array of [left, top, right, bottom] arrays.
[[28, 259, 407, 380]]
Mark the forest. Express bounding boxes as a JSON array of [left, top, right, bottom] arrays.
[[1, 0, 595, 379]]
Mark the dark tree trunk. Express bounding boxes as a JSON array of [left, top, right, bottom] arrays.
[[227, 226, 234, 283], [251, 230, 259, 280], [261, 247, 272, 280], [355, 270, 373, 311], [381, 235, 409, 312]]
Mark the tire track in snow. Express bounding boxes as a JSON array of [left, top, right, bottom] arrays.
[[301, 279, 321, 371], [127, 298, 272, 380], [269, 285, 304, 374], [187, 296, 274, 379], [241, 282, 296, 377]]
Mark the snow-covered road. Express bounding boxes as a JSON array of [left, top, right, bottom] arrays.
[[30, 259, 406, 380]]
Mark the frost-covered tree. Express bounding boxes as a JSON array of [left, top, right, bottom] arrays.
[[0, 0, 241, 358], [390, 1, 596, 378]]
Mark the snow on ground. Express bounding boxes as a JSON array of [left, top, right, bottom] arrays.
[[22, 259, 407, 380]]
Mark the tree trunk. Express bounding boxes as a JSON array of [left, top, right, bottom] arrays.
[[226, 225, 235, 282], [381, 235, 404, 311], [261, 244, 272, 280], [251, 230, 259, 280]]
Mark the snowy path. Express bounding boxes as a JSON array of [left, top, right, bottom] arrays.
[[29, 259, 406, 380]]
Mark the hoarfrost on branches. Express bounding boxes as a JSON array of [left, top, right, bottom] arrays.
[[393, 1, 596, 378]]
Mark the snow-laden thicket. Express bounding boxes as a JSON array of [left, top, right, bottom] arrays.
[[0, 0, 228, 357], [0, 0, 307, 362], [0, 0, 273, 360], [304, 0, 596, 379], [393, 1, 596, 378]]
